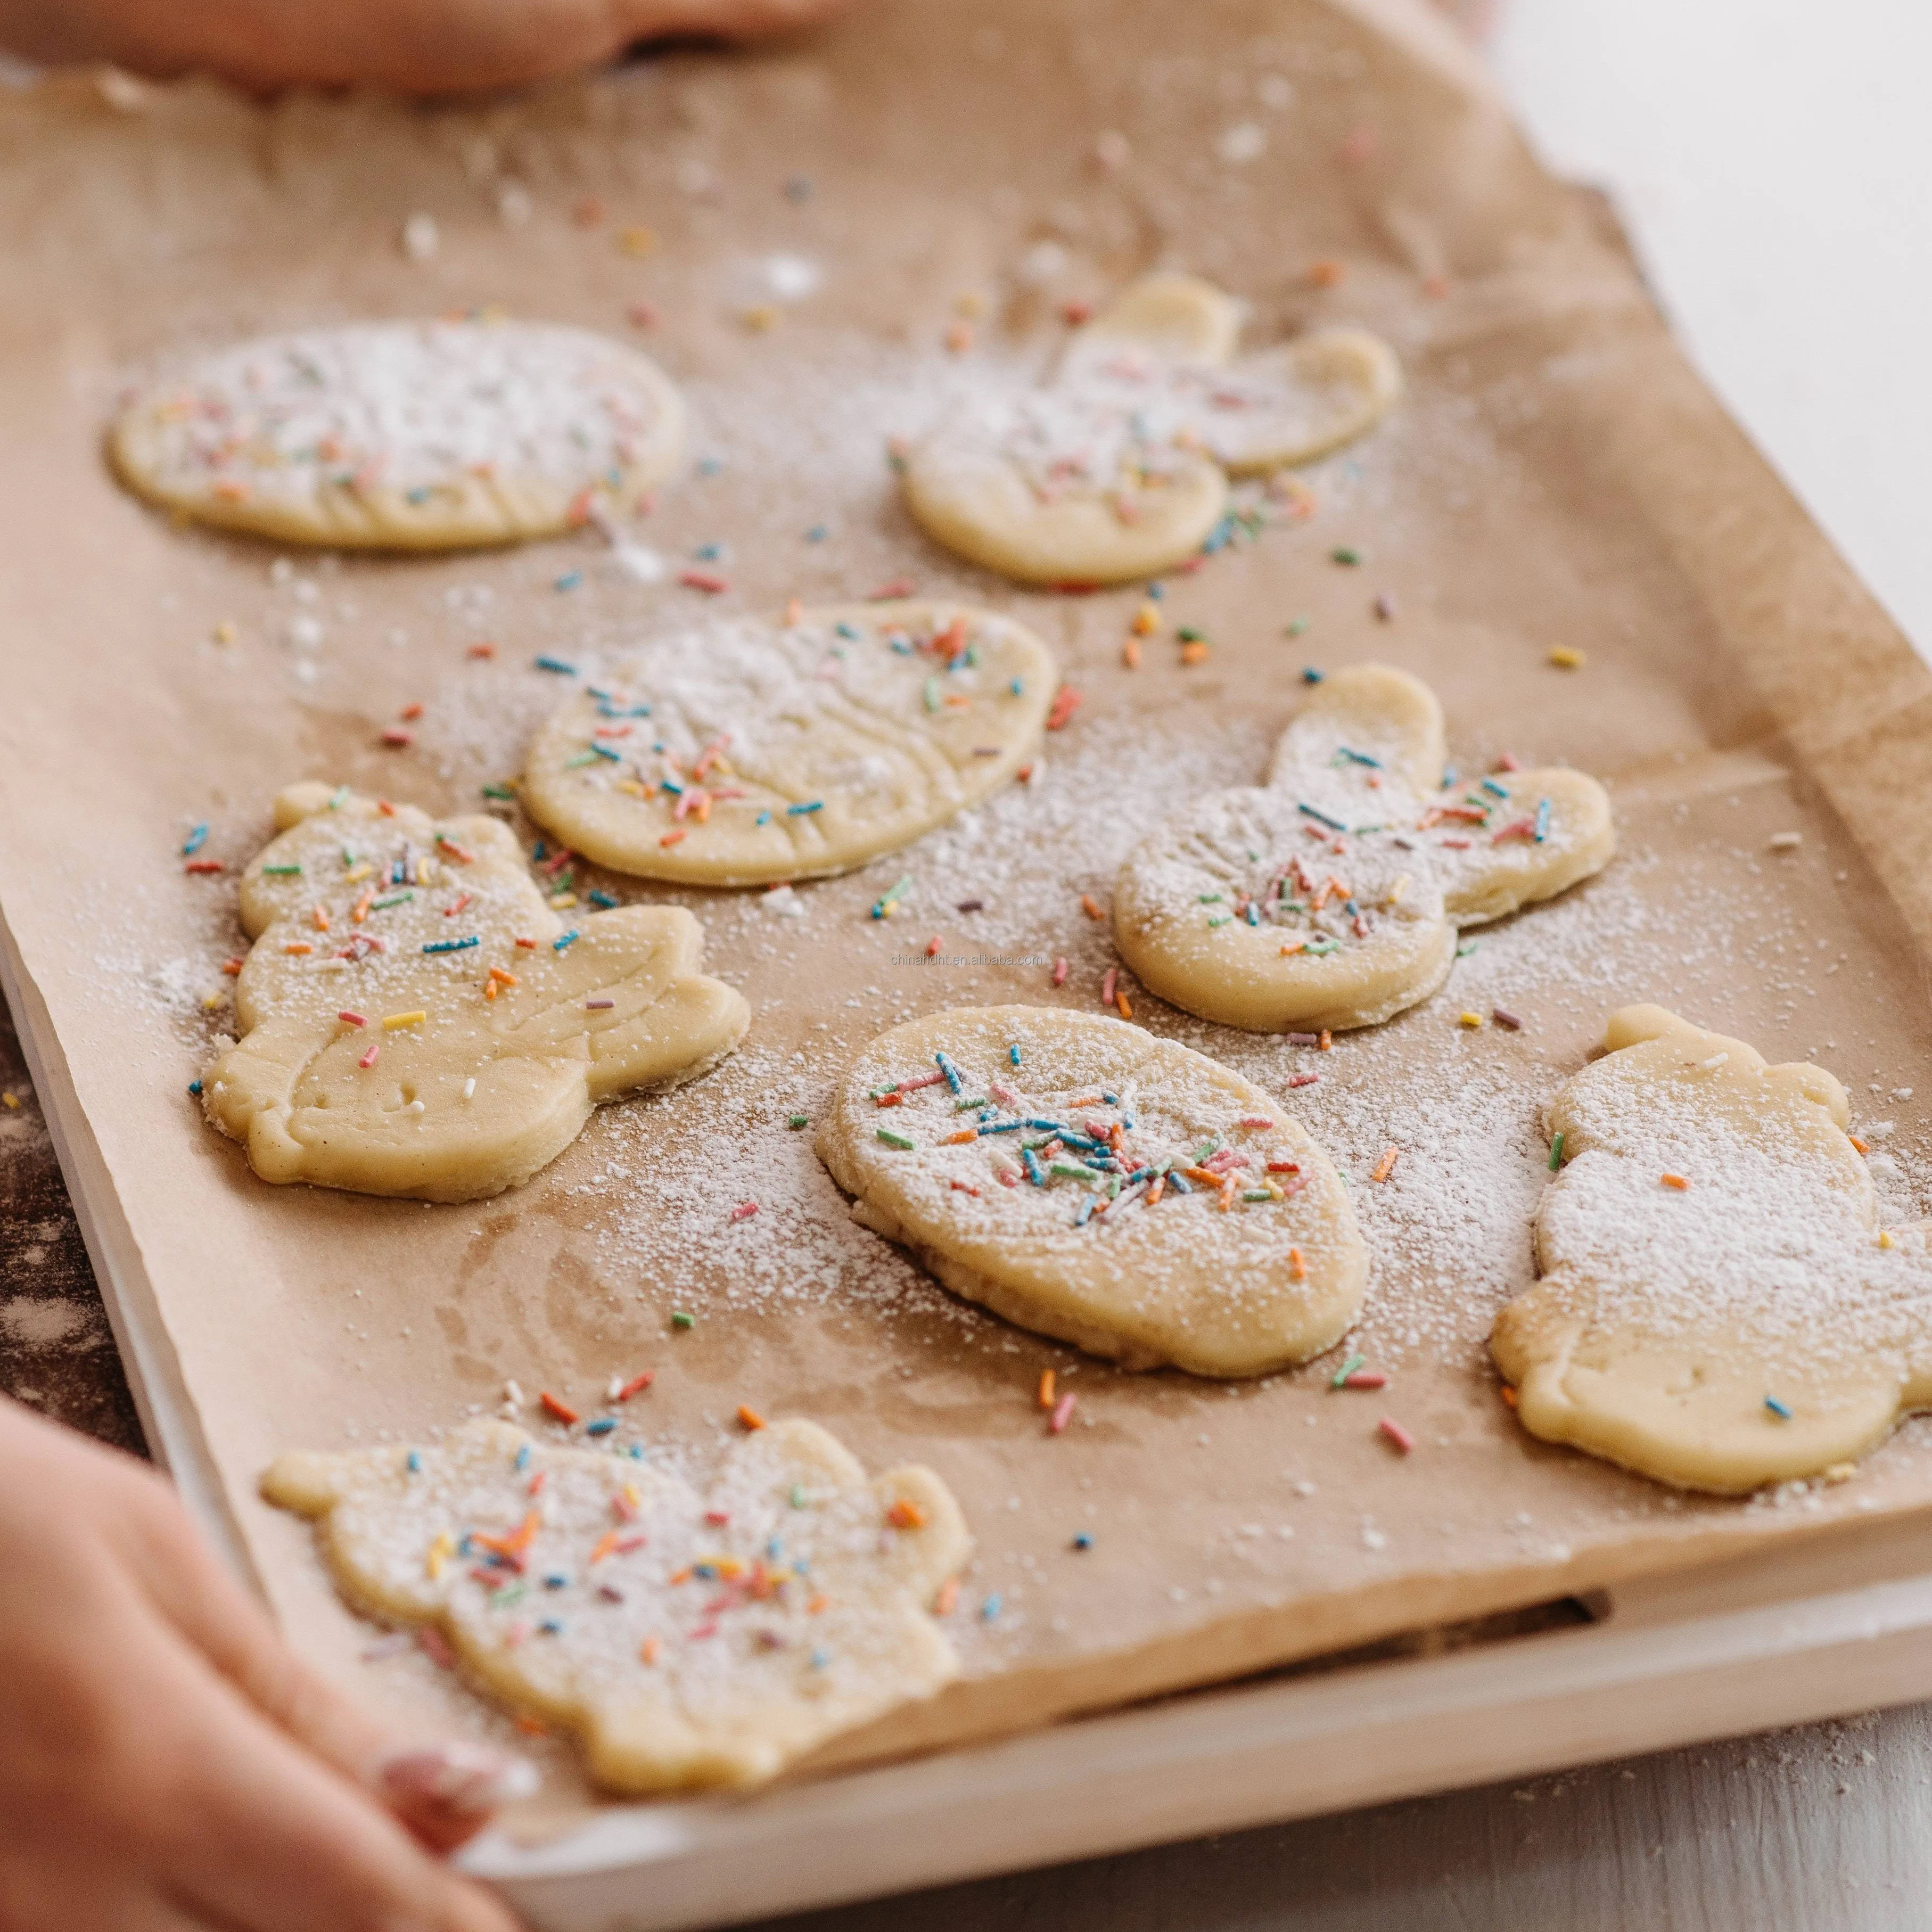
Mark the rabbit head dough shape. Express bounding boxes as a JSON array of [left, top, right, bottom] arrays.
[[111, 320, 685, 549], [262, 1417, 969, 1793], [200, 783, 747, 1202], [1113, 664, 1615, 1034], [817, 1005, 1367, 1377], [520, 601, 1056, 886], [900, 273, 1401, 585], [1493, 1006, 1932, 1494]]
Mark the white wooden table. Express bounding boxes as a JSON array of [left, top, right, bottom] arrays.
[[739, 5, 1932, 1923]]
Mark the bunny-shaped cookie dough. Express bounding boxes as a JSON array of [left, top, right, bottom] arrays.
[[1113, 664, 1614, 1034], [200, 784, 747, 1201], [1494, 1007, 1932, 1493], [901, 273, 1400, 585]]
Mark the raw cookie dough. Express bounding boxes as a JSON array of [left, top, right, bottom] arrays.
[[201, 783, 747, 1202], [900, 272, 1400, 585], [262, 1417, 969, 1793], [111, 320, 685, 549], [1492, 1006, 1932, 1494], [520, 601, 1056, 886], [816, 1005, 1366, 1377], [1114, 663, 1615, 1033]]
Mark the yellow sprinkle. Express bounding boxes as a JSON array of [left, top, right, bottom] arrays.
[[1548, 645, 1586, 670], [1, 1092, 18, 1109], [426, 1531, 455, 1580], [1131, 602, 1161, 636], [743, 305, 779, 333], [617, 779, 648, 797], [343, 862, 373, 883], [953, 290, 987, 318], [618, 225, 657, 257], [382, 1010, 428, 1030], [548, 890, 578, 909], [1879, 1230, 1895, 1249], [1822, 1462, 1857, 1485], [1458, 1010, 1483, 1028], [202, 990, 228, 1010], [213, 619, 237, 645]]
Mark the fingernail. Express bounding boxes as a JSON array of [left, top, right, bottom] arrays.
[[379, 1742, 539, 1815]]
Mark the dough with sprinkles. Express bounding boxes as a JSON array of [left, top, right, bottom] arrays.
[[817, 1006, 1366, 1377], [201, 783, 747, 1202], [1113, 663, 1615, 1034], [111, 320, 684, 549], [900, 272, 1400, 585], [520, 601, 1056, 886], [1493, 1006, 1932, 1494], [262, 1417, 969, 1793]]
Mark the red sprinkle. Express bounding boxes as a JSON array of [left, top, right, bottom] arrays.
[[680, 569, 730, 594], [1046, 685, 1084, 731], [380, 726, 415, 747], [618, 1371, 655, 1401], [184, 859, 224, 875], [1286, 1073, 1321, 1089], [868, 576, 916, 601], [1051, 956, 1069, 987], [729, 1201, 759, 1223], [925, 935, 942, 957], [467, 642, 497, 659], [1492, 1007, 1524, 1031], [1378, 1416, 1415, 1454], [400, 702, 425, 722], [1345, 1370, 1389, 1390], [357, 1042, 380, 1070], [540, 1391, 580, 1426], [1048, 1392, 1077, 1435], [336, 1010, 367, 1027], [704, 1509, 730, 1526]]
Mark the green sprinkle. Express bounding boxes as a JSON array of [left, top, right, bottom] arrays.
[[1330, 1352, 1367, 1389], [671, 1311, 695, 1330], [954, 1095, 991, 1112], [1050, 1160, 1098, 1181], [787, 1113, 810, 1129], [876, 1128, 915, 1150], [1456, 940, 1478, 957], [1548, 1131, 1565, 1171], [1177, 626, 1207, 643], [923, 676, 941, 713], [1286, 617, 1310, 637], [371, 891, 413, 910], [1197, 893, 1224, 903], [261, 863, 303, 876], [328, 785, 351, 809], [1207, 914, 1232, 929], [1241, 1188, 1273, 1203], [565, 751, 601, 768], [482, 782, 516, 801], [1331, 546, 1362, 566], [790, 1484, 808, 1508]]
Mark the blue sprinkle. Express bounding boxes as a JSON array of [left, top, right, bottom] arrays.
[[976, 1119, 1027, 1136], [835, 621, 861, 640], [544, 1573, 569, 1590], [553, 930, 580, 952], [785, 174, 814, 203], [532, 841, 548, 861], [756, 811, 772, 826], [1009, 1044, 1021, 1067], [1074, 1197, 1096, 1227], [406, 1450, 422, 1473], [187, 1079, 203, 1096], [786, 801, 824, 816], [628, 1443, 645, 1459], [693, 542, 722, 561], [514, 1444, 531, 1471], [535, 653, 579, 674], [767, 1536, 784, 1559], [935, 1051, 964, 1093], [553, 572, 583, 593], [1021, 1147, 1047, 1187], [1534, 797, 1552, 844], [458, 1533, 474, 1557], [1764, 1395, 1794, 1420], [181, 822, 209, 857], [421, 936, 480, 954], [980, 1593, 1003, 1622], [539, 1618, 564, 1634], [697, 456, 725, 477], [1244, 904, 1260, 926], [1146, 581, 1165, 601], [804, 523, 829, 542], [1301, 667, 1325, 684], [1297, 802, 1348, 832], [1480, 777, 1511, 799], [1442, 766, 1458, 787], [1072, 1531, 1093, 1550], [1169, 1170, 1194, 1195], [590, 742, 623, 762], [811, 1646, 831, 1669], [1336, 747, 1383, 769], [661, 776, 684, 795], [1009, 677, 1024, 697], [586, 1417, 618, 1436], [589, 888, 619, 909]]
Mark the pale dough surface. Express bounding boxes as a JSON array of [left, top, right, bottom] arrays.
[[1492, 1006, 1932, 1494], [202, 783, 747, 1202], [901, 273, 1401, 585], [1113, 663, 1616, 1033], [111, 320, 685, 549], [520, 601, 1056, 886], [816, 1005, 1366, 1377], [262, 1417, 969, 1793]]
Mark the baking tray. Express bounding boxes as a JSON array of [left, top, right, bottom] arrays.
[[7, 0, 1932, 1922]]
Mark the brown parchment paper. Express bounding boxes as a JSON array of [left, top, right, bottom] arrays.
[[5, 0, 1932, 1835]]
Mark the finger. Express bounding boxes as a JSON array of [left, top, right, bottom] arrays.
[[147, 1630, 523, 1932], [119, 1489, 532, 1850]]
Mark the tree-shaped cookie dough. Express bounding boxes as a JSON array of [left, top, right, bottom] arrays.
[[263, 1417, 969, 1793], [112, 320, 685, 549], [520, 601, 1056, 886], [201, 784, 747, 1202], [901, 273, 1400, 585], [817, 1006, 1366, 1377], [1493, 1006, 1932, 1494], [1114, 664, 1615, 1033]]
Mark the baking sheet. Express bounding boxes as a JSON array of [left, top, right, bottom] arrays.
[[4, 0, 1932, 1843]]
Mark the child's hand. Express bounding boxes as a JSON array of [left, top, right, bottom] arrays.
[[0, 1396, 527, 1931], [1, 0, 859, 96]]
